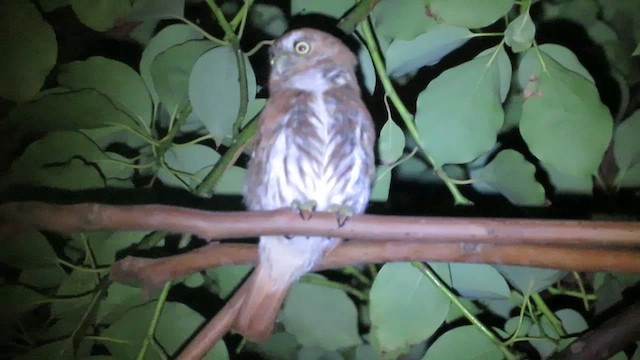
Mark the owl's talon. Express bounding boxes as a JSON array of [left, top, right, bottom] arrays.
[[328, 204, 354, 228], [292, 200, 317, 221]]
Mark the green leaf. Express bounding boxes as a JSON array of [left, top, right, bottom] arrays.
[[19, 266, 68, 289], [291, 0, 355, 18], [379, 118, 405, 164], [356, 36, 376, 94], [13, 339, 75, 360], [97, 282, 151, 324], [40, 0, 70, 12], [422, 325, 503, 360], [206, 264, 252, 299], [372, 0, 438, 41], [427, 0, 515, 28], [450, 263, 511, 300], [158, 143, 246, 194], [8, 89, 140, 131], [140, 24, 203, 105], [248, 331, 299, 360], [52, 270, 98, 315], [495, 265, 566, 294], [634, 43, 640, 56], [587, 21, 633, 76], [0, 285, 47, 323], [103, 301, 229, 359], [59, 56, 152, 127], [91, 230, 149, 266], [370, 166, 392, 202], [282, 280, 361, 351], [189, 46, 257, 144], [518, 49, 613, 178], [504, 316, 532, 338], [386, 25, 471, 76], [473, 149, 546, 206], [614, 110, 640, 187], [250, 4, 288, 37], [518, 44, 594, 84], [542, 0, 598, 27], [555, 309, 587, 334], [0, 231, 58, 269], [3, 131, 111, 189], [415, 49, 506, 166], [370, 263, 451, 358], [543, 162, 593, 195], [151, 40, 215, 115], [69, 0, 132, 31], [0, 0, 57, 102], [505, 10, 535, 53], [297, 347, 344, 360]]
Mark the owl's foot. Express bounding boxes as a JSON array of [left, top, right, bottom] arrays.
[[328, 204, 354, 228], [292, 200, 317, 221]]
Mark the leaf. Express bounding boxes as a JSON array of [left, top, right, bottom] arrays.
[[291, 0, 355, 18], [542, 0, 598, 27], [386, 25, 471, 76], [427, 0, 515, 28], [450, 263, 511, 300], [505, 10, 536, 53], [473, 149, 546, 206], [0, 285, 47, 323], [140, 24, 202, 105], [158, 144, 246, 194], [0, 0, 57, 102], [97, 282, 151, 324], [614, 110, 640, 187], [415, 49, 506, 166], [151, 40, 215, 115], [3, 131, 112, 189], [518, 49, 613, 178], [370, 166, 392, 202], [206, 265, 252, 299], [555, 309, 588, 334], [282, 280, 361, 351], [634, 43, 640, 56], [518, 44, 594, 84], [250, 4, 288, 37], [90, 230, 149, 266], [422, 325, 503, 360], [19, 266, 68, 289], [69, 0, 132, 32], [59, 56, 153, 127], [372, 0, 438, 41], [476, 45, 512, 102], [103, 301, 229, 360], [0, 231, 58, 269], [189, 46, 257, 144], [543, 162, 593, 195], [297, 347, 344, 360], [495, 265, 566, 294], [504, 316, 533, 338], [13, 339, 75, 360], [8, 89, 140, 131], [52, 270, 98, 316], [356, 36, 376, 94], [248, 332, 299, 360], [379, 118, 405, 164], [370, 263, 451, 358]]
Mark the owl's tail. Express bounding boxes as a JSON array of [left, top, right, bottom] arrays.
[[232, 260, 293, 341], [232, 235, 338, 341]]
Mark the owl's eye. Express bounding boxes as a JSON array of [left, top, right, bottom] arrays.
[[294, 41, 311, 54]]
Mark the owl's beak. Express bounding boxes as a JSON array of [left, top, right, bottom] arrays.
[[270, 53, 292, 75]]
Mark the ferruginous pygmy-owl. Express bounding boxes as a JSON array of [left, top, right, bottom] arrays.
[[237, 28, 376, 340]]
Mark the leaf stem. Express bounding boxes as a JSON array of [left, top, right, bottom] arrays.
[[136, 282, 172, 360], [360, 19, 471, 204], [412, 262, 518, 360]]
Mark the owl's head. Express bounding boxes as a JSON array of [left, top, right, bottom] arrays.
[[268, 28, 358, 79]]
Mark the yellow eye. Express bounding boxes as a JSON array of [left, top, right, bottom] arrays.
[[294, 41, 311, 54]]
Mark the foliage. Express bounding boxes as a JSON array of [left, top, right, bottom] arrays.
[[1, 0, 640, 359]]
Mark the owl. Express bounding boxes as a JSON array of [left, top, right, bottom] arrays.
[[237, 28, 376, 340]]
